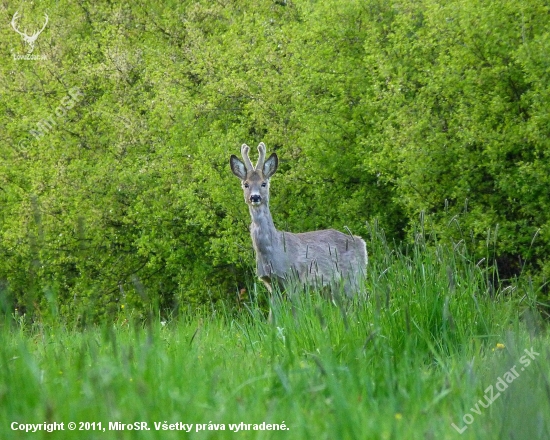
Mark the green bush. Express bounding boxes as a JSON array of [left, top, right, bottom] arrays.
[[1, 0, 548, 321], [360, 0, 550, 283]]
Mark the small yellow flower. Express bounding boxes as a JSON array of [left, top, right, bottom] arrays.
[[395, 413, 403, 420], [496, 343, 505, 349], [121, 304, 125, 309]]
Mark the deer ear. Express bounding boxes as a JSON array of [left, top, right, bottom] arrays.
[[230, 155, 247, 180], [263, 153, 278, 179]]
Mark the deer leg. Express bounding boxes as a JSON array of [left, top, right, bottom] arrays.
[[260, 276, 273, 293], [259, 276, 274, 323]]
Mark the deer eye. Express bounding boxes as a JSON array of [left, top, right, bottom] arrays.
[[244, 182, 249, 188], [261, 182, 267, 187]]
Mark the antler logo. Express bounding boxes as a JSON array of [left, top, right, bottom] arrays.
[[11, 11, 49, 54]]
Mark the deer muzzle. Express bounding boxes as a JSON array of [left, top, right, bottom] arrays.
[[249, 194, 261, 204]]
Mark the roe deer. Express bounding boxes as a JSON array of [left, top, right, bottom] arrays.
[[230, 143, 367, 301]]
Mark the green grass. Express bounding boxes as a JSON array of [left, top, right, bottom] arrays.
[[1, 228, 549, 439]]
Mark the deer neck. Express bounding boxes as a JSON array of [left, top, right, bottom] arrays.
[[249, 203, 276, 232], [249, 203, 279, 253]]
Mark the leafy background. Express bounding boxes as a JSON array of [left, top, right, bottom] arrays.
[[1, 0, 549, 320]]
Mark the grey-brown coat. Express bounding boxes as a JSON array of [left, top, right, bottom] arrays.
[[230, 143, 367, 298]]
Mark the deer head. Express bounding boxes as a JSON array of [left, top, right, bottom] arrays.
[[11, 11, 49, 54], [230, 142, 278, 207]]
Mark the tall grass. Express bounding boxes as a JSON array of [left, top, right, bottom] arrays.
[[0, 226, 549, 439]]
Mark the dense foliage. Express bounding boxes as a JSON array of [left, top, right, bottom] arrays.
[[1, 0, 549, 319]]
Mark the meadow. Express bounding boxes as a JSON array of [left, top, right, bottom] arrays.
[[1, 226, 549, 440]]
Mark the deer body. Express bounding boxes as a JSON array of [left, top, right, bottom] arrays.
[[231, 143, 367, 298]]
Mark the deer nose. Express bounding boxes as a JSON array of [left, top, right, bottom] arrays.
[[250, 194, 261, 203]]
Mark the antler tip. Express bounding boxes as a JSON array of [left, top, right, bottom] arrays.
[[240, 143, 253, 171], [256, 142, 267, 170]]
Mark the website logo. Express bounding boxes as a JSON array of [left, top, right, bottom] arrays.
[[11, 11, 49, 60]]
